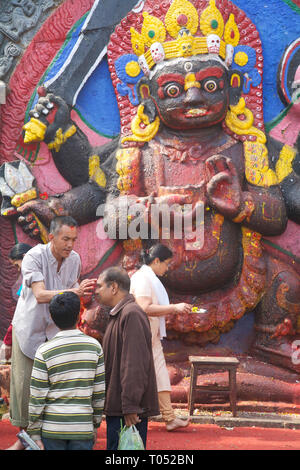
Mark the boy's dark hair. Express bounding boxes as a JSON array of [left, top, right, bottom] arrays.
[[49, 292, 81, 330], [9, 243, 32, 260], [49, 216, 78, 236], [102, 266, 130, 292]]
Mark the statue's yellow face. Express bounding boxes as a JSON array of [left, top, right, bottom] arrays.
[[150, 57, 229, 130]]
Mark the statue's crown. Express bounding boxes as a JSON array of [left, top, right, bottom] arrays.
[[130, 0, 240, 74]]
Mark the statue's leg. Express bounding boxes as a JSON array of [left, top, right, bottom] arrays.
[[252, 257, 300, 372]]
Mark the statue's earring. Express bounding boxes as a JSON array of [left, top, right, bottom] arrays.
[[121, 101, 160, 144], [230, 73, 240, 89], [121, 79, 160, 144], [228, 70, 243, 107]]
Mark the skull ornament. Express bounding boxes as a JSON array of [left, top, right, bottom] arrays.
[[207, 34, 221, 54], [225, 44, 234, 67], [138, 54, 150, 75], [150, 42, 165, 63]]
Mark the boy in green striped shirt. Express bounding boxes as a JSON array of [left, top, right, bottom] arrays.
[[27, 291, 105, 450]]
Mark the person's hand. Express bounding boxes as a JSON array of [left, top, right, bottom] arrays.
[[93, 429, 98, 444], [76, 278, 97, 298], [34, 439, 45, 450], [0, 343, 12, 362], [173, 303, 193, 315], [124, 413, 141, 427]]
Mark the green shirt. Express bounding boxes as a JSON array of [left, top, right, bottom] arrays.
[[27, 329, 105, 441]]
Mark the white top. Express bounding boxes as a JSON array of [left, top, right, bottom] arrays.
[[12, 243, 81, 359], [130, 264, 169, 339], [130, 265, 172, 392]]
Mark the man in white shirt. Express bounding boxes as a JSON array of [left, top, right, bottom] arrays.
[[8, 215, 97, 450]]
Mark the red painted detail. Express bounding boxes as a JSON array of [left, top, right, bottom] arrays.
[[37, 86, 47, 97], [231, 75, 240, 88], [177, 13, 188, 26], [157, 74, 185, 87], [195, 67, 225, 82]]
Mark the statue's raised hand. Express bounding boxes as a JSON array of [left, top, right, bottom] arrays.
[[16, 196, 64, 242], [23, 86, 72, 145], [206, 155, 242, 220]]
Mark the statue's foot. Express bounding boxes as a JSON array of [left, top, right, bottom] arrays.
[[252, 333, 300, 373]]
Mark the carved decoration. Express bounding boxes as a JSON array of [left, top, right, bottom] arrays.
[[0, 0, 62, 80]]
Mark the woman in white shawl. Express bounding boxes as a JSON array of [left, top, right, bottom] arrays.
[[130, 243, 191, 431]]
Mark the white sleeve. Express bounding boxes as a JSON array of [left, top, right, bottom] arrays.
[[130, 273, 152, 299], [21, 253, 44, 288]]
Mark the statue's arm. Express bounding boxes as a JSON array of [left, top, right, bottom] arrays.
[[241, 184, 288, 236], [205, 150, 287, 236], [279, 173, 300, 225], [267, 134, 300, 225], [18, 90, 120, 234], [19, 138, 119, 230], [223, 139, 289, 236]]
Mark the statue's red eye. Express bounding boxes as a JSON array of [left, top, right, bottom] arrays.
[[165, 84, 182, 98], [204, 80, 218, 92]]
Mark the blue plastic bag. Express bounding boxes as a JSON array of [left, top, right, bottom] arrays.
[[118, 422, 145, 450]]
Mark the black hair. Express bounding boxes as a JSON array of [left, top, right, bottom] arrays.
[[141, 243, 173, 265], [49, 216, 78, 235], [102, 266, 130, 292], [49, 292, 81, 330], [9, 243, 32, 260]]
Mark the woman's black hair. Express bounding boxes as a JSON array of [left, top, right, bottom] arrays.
[[9, 243, 32, 260], [141, 243, 173, 265]]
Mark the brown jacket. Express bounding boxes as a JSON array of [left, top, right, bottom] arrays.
[[102, 294, 159, 418]]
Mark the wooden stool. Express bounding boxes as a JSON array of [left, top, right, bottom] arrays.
[[188, 356, 239, 417]]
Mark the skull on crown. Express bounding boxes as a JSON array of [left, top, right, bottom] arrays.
[[225, 43, 234, 66], [138, 54, 150, 75], [207, 34, 221, 54], [150, 42, 165, 63]]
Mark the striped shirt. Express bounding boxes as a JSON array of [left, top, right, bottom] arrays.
[[27, 329, 105, 441]]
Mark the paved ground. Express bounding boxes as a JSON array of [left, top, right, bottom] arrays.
[[1, 412, 300, 451], [2, 347, 300, 452]]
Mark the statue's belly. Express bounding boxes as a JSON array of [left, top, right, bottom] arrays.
[[142, 152, 243, 295], [162, 217, 242, 295]]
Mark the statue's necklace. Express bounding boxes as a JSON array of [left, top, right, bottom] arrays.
[[150, 135, 236, 163]]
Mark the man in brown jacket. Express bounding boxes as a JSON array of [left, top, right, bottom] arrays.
[[96, 266, 159, 450]]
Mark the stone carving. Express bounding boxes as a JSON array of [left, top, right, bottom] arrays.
[[0, 0, 61, 80], [0, 43, 21, 79], [3, 0, 300, 375], [0, 0, 59, 42], [0, 0, 97, 341]]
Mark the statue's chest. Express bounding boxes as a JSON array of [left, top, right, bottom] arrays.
[[163, 156, 206, 187], [143, 137, 235, 193]]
